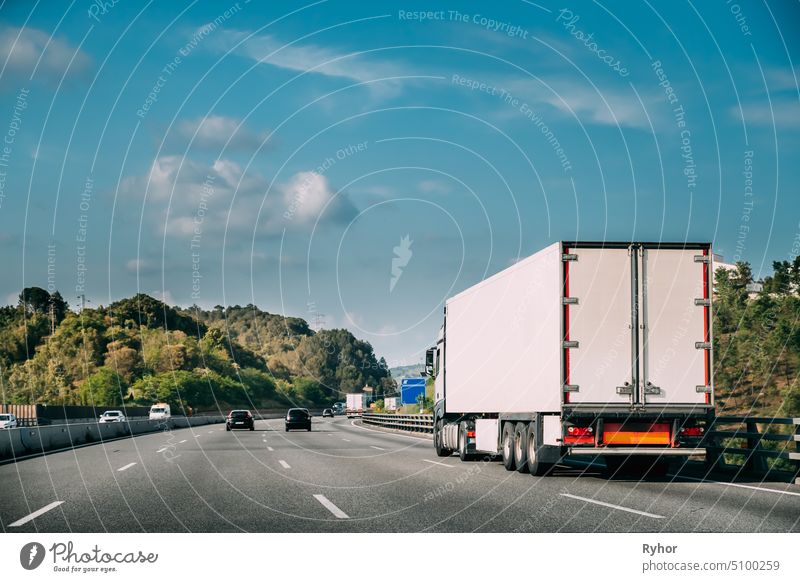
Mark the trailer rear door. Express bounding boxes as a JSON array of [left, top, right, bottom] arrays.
[[640, 248, 710, 405], [565, 247, 634, 404]]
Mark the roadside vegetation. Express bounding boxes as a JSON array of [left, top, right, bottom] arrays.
[[713, 259, 800, 417], [0, 292, 394, 412]]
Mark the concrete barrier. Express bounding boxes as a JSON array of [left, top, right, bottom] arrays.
[[170, 417, 190, 429], [0, 429, 13, 458], [0, 416, 224, 461]]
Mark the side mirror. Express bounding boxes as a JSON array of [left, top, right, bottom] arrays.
[[424, 347, 435, 377]]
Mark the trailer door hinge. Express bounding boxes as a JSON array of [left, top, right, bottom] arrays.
[[563, 340, 579, 349], [563, 384, 579, 392], [562, 253, 578, 262], [694, 298, 711, 307], [694, 255, 711, 263], [695, 341, 712, 349], [695, 385, 712, 393], [562, 297, 579, 305]]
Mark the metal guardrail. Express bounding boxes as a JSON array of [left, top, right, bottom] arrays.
[[361, 413, 800, 475], [361, 413, 434, 433], [707, 416, 800, 474]]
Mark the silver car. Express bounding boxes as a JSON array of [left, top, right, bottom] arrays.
[[99, 410, 126, 423], [0, 414, 18, 429]]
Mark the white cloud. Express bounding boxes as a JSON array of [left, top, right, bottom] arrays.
[[212, 30, 409, 93], [0, 26, 91, 83], [417, 179, 451, 194], [732, 100, 800, 128], [281, 171, 341, 223], [151, 289, 175, 306], [122, 156, 356, 240], [176, 115, 270, 151], [765, 67, 799, 92], [513, 77, 649, 129]]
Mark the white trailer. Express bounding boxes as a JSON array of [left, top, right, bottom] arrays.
[[346, 393, 367, 417], [426, 241, 713, 475]]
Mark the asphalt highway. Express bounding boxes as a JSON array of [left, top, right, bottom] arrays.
[[1, 416, 798, 532]]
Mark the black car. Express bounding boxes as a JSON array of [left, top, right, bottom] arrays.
[[285, 408, 311, 431], [226, 410, 255, 431], [322, 408, 334, 418]]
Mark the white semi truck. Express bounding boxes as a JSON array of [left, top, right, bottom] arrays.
[[346, 393, 367, 417], [426, 241, 714, 475]]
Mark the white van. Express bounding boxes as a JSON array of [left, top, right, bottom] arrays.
[[149, 403, 171, 421]]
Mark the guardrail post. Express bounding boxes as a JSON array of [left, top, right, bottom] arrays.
[[795, 419, 800, 485], [704, 413, 723, 472], [745, 420, 768, 474]]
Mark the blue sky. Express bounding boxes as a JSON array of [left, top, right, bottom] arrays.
[[0, 0, 798, 366]]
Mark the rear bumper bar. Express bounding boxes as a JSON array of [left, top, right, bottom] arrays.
[[568, 447, 705, 456]]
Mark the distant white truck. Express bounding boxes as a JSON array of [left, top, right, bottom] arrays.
[[346, 393, 367, 417], [149, 403, 171, 421], [426, 241, 714, 475]]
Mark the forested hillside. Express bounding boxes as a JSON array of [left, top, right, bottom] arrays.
[[713, 259, 800, 416], [0, 292, 393, 412]]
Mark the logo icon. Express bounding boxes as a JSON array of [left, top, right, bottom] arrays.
[[390, 235, 413, 293], [20, 542, 45, 570]]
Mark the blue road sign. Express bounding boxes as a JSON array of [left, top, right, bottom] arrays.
[[400, 378, 426, 405]]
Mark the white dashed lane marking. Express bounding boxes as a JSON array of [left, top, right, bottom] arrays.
[[313, 494, 349, 519], [560, 493, 664, 519], [9, 501, 65, 527]]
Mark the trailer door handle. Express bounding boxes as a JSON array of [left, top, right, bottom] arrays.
[[644, 382, 661, 395]]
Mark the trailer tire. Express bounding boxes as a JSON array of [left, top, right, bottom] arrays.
[[526, 427, 552, 476], [434, 420, 452, 457], [458, 421, 472, 462], [513, 423, 529, 472], [502, 423, 515, 471]]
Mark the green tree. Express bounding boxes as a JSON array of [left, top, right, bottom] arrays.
[[18, 287, 51, 316], [80, 367, 128, 406]]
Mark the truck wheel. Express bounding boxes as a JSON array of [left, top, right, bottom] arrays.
[[458, 421, 471, 461], [434, 420, 452, 457], [502, 423, 515, 471], [513, 423, 528, 472], [526, 427, 553, 476]]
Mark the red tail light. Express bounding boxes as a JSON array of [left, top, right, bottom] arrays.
[[680, 427, 704, 437], [565, 425, 594, 444], [466, 431, 476, 438]]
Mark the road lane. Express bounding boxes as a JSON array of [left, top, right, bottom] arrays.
[[0, 416, 797, 533]]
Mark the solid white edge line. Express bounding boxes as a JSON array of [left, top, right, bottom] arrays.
[[9, 501, 65, 527], [313, 494, 349, 519], [560, 493, 664, 519], [672, 474, 800, 497], [117, 462, 137, 472], [423, 459, 453, 468], [370, 445, 385, 450], [279, 460, 291, 469]]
